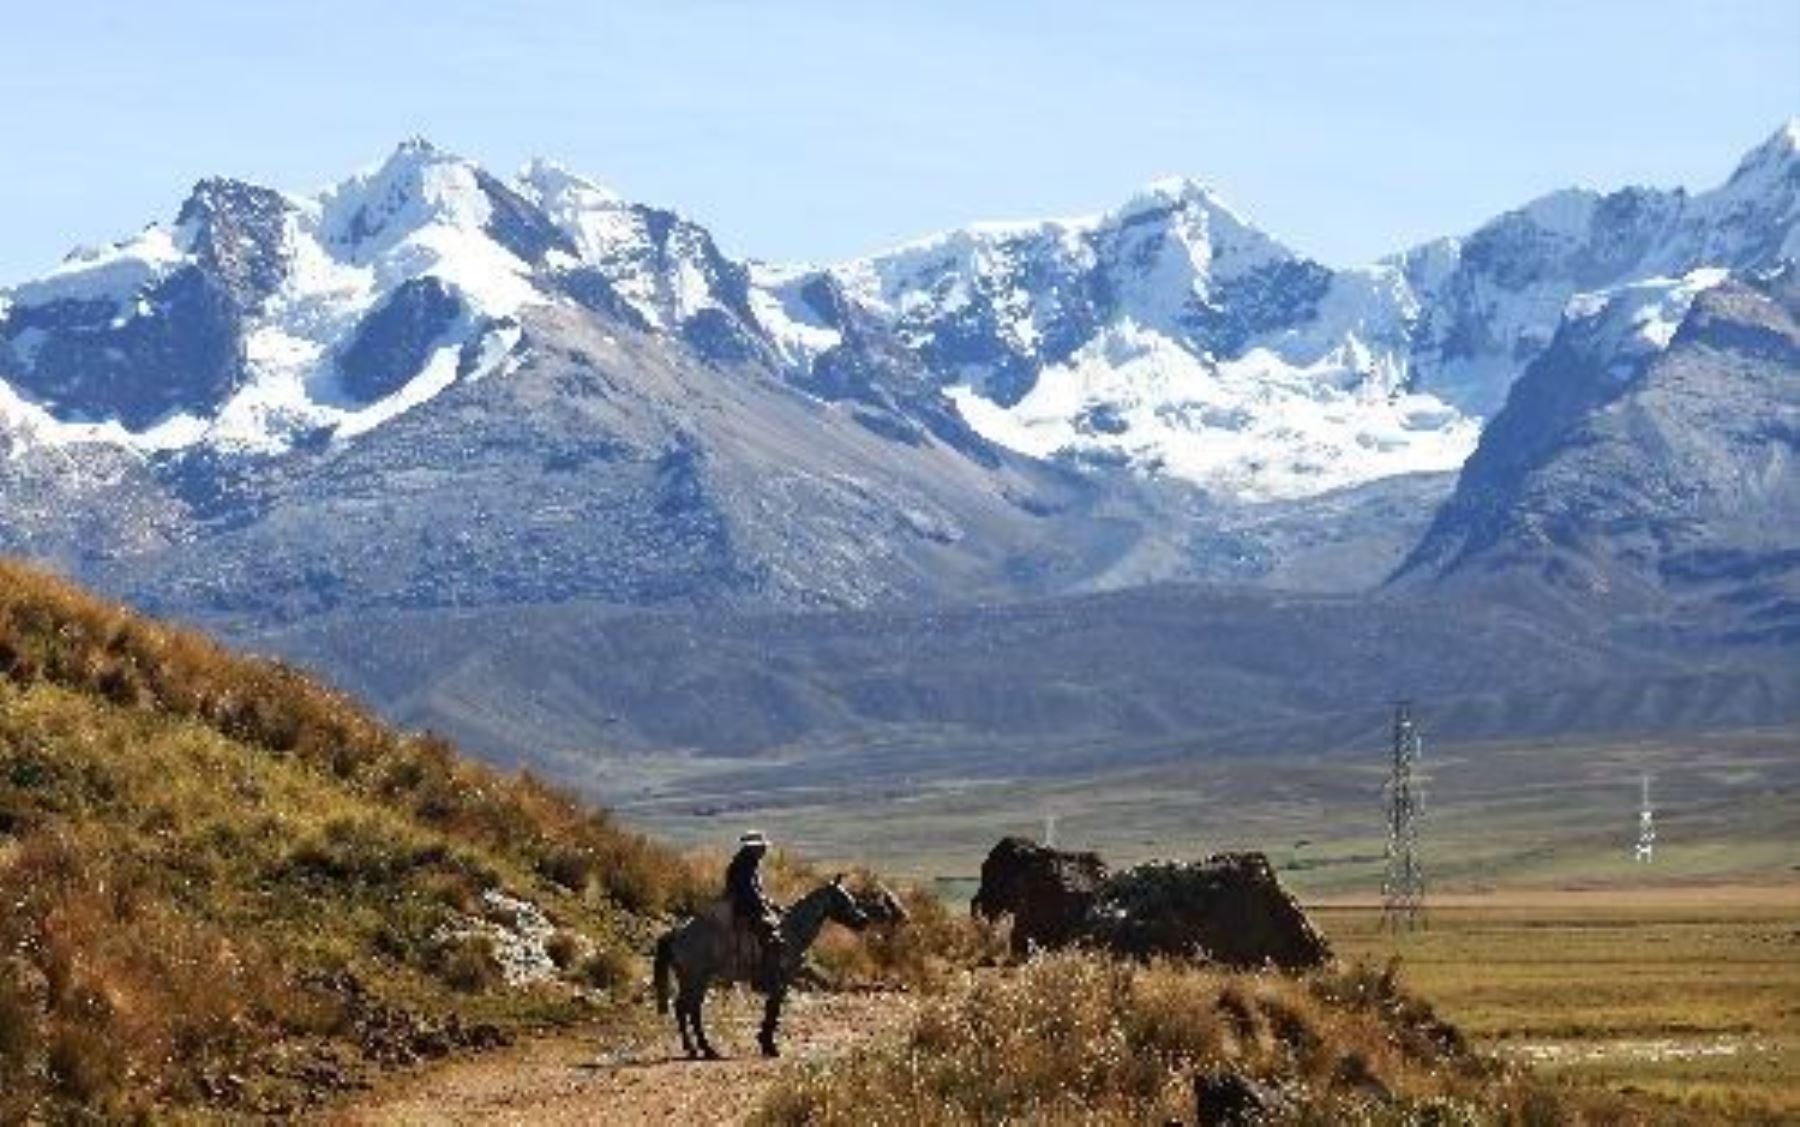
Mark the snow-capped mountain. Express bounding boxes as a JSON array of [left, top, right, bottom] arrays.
[[0, 122, 1795, 626], [0, 139, 1208, 618], [1398, 119, 1800, 419], [1395, 262, 1800, 642], [754, 120, 1799, 500], [5, 123, 1794, 507], [755, 178, 1462, 501], [0, 138, 779, 455]]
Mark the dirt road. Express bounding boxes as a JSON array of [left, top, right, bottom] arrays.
[[333, 989, 914, 1125]]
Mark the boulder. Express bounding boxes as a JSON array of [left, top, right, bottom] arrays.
[[1091, 852, 1332, 970]]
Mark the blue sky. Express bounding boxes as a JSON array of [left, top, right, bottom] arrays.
[[0, 1, 1794, 281]]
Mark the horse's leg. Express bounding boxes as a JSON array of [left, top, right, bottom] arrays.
[[675, 992, 697, 1060], [687, 983, 721, 1060], [665, 961, 696, 1059], [758, 985, 784, 1058]]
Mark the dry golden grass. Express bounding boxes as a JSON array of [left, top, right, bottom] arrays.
[[0, 559, 705, 919], [750, 950, 1652, 1125], [1327, 892, 1800, 1123], [807, 880, 1009, 994], [0, 559, 712, 1119]]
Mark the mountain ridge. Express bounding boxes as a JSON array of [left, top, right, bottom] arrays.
[[1, 121, 1795, 629], [5, 120, 1794, 503], [0, 124, 1794, 830]]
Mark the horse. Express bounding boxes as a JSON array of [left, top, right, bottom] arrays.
[[652, 876, 871, 1059], [970, 836, 1109, 958]]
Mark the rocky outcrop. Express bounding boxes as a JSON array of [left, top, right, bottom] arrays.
[[971, 839, 1331, 970], [1090, 853, 1333, 970]]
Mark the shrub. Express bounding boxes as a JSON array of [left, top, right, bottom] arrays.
[[576, 943, 637, 994], [538, 846, 594, 894], [46, 1022, 121, 1106], [0, 964, 41, 1100], [545, 930, 584, 971], [437, 934, 504, 994], [753, 952, 1546, 1125]]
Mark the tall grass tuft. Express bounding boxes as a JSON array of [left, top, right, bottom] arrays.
[[754, 950, 1617, 1124]]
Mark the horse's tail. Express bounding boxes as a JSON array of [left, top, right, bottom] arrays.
[[653, 932, 674, 1014]]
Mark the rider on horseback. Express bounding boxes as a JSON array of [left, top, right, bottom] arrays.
[[725, 830, 784, 984]]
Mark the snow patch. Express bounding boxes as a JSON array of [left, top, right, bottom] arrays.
[[0, 377, 209, 453], [747, 270, 842, 367], [11, 226, 189, 308], [1565, 267, 1731, 368], [948, 321, 1479, 501]]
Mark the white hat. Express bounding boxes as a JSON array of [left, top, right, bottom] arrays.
[[739, 830, 771, 848]]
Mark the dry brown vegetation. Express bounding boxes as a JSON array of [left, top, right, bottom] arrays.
[[808, 879, 1008, 994], [753, 951, 1658, 1125], [1329, 897, 1800, 1123], [0, 559, 710, 1119]]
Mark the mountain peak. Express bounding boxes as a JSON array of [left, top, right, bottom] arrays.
[[175, 176, 291, 227], [1116, 175, 1235, 222], [1727, 118, 1800, 185], [374, 134, 471, 178], [517, 157, 620, 206], [320, 139, 493, 250], [395, 134, 444, 157]]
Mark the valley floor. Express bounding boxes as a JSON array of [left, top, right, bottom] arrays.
[[332, 885, 1799, 1124], [601, 726, 1800, 899], [1327, 885, 1800, 1121]]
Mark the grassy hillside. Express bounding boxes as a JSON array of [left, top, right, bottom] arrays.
[[0, 559, 705, 1120]]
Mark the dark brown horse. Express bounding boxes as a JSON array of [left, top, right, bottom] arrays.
[[970, 836, 1109, 958]]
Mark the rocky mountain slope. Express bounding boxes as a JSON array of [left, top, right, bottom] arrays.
[[0, 124, 1795, 779], [2, 125, 1794, 623], [1395, 265, 1800, 646]]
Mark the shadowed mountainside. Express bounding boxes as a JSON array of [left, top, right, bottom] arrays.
[[248, 582, 1797, 780]]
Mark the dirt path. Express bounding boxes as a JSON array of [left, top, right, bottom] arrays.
[[331, 989, 915, 1126]]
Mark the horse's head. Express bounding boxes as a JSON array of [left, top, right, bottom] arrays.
[[824, 874, 873, 931], [855, 882, 910, 926], [970, 836, 1041, 920]]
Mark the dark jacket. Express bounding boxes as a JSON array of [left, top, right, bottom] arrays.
[[725, 847, 773, 920]]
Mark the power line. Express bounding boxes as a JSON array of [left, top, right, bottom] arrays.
[[1381, 700, 1426, 931], [1634, 773, 1656, 863]]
